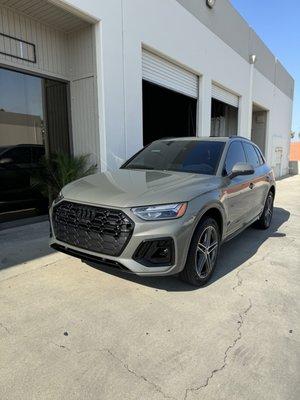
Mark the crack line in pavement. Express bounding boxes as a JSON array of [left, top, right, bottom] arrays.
[[0, 322, 10, 334], [105, 349, 176, 400], [183, 299, 252, 400], [185, 249, 270, 399], [232, 254, 270, 292], [76, 348, 176, 400], [50, 342, 71, 351]]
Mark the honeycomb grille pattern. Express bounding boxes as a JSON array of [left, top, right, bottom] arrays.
[[52, 201, 134, 256]]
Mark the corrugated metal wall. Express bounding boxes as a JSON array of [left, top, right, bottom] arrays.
[[0, 5, 100, 166], [0, 6, 68, 78], [67, 25, 99, 165]]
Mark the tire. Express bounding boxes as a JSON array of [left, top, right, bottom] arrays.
[[255, 191, 274, 230], [180, 217, 221, 286]]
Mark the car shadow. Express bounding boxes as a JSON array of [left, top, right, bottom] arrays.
[[0, 219, 54, 271], [85, 207, 290, 292]]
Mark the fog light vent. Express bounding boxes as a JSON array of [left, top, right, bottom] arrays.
[[133, 238, 175, 267]]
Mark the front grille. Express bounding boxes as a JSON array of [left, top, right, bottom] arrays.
[[52, 201, 134, 256]]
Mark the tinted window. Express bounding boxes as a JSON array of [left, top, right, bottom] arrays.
[[243, 142, 260, 168], [224, 141, 246, 175], [123, 140, 225, 175], [6, 147, 31, 163], [31, 146, 45, 163], [0, 146, 10, 155], [254, 146, 265, 165], [0, 68, 44, 117]]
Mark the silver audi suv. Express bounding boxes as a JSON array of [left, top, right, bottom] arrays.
[[50, 137, 275, 286]]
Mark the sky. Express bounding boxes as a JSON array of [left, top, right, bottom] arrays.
[[231, 0, 300, 137]]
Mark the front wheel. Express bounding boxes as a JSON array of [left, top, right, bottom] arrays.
[[255, 191, 274, 229], [180, 217, 220, 286]]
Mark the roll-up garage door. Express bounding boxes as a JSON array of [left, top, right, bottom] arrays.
[[142, 49, 198, 99], [212, 83, 239, 108]]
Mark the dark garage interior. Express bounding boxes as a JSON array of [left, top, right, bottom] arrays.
[[142, 80, 197, 145], [211, 98, 238, 137]]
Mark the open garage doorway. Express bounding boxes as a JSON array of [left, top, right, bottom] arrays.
[[211, 98, 238, 137], [142, 80, 197, 145], [251, 104, 268, 155]]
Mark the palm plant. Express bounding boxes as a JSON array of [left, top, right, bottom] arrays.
[[34, 153, 97, 201]]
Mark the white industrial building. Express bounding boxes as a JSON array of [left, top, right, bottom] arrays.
[[0, 0, 294, 180]]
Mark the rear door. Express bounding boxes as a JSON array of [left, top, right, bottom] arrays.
[[242, 142, 269, 216], [222, 140, 254, 235]]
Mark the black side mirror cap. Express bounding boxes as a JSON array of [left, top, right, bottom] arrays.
[[228, 162, 254, 179]]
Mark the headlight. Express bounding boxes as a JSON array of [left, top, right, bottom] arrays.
[[53, 191, 64, 205], [131, 203, 187, 221]]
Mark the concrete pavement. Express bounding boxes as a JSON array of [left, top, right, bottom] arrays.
[[0, 175, 299, 400]]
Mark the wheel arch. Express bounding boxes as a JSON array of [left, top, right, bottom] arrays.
[[192, 204, 226, 242]]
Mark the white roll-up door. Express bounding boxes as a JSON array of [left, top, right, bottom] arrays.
[[212, 83, 239, 108], [142, 49, 198, 99]]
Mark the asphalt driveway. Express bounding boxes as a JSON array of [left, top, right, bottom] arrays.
[[0, 175, 299, 400]]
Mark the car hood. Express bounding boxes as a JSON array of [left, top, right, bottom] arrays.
[[61, 169, 221, 208]]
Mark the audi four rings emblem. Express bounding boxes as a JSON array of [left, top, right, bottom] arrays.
[[76, 208, 95, 222]]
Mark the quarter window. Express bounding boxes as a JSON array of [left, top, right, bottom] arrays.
[[243, 142, 260, 168], [254, 146, 265, 165], [224, 141, 246, 175]]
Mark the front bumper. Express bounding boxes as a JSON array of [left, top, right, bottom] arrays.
[[49, 199, 195, 276]]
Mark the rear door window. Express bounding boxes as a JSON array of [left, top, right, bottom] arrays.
[[254, 146, 265, 165], [224, 141, 246, 175], [243, 142, 260, 168]]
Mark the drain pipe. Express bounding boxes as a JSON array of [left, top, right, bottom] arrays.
[[248, 54, 256, 138]]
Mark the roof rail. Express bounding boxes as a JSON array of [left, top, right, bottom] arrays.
[[229, 135, 251, 141]]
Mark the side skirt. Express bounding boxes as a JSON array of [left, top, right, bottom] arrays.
[[222, 214, 261, 243]]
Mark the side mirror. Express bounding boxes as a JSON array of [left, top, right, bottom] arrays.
[[228, 162, 254, 179], [0, 157, 13, 165]]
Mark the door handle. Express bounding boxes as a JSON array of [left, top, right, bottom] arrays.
[[249, 182, 255, 190]]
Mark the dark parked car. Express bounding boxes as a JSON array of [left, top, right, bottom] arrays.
[[0, 144, 47, 215], [50, 136, 275, 286]]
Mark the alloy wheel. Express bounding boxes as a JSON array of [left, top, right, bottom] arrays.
[[264, 194, 273, 226], [195, 225, 219, 279]]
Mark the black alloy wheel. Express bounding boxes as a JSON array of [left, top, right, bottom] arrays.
[[180, 217, 220, 286], [255, 191, 274, 229]]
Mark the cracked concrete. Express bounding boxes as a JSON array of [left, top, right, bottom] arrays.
[[0, 322, 10, 334], [0, 175, 299, 400], [104, 348, 177, 400], [183, 299, 253, 400]]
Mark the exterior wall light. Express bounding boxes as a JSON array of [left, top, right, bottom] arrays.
[[206, 0, 216, 9], [250, 54, 257, 64]]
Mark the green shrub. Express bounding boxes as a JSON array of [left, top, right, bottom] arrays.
[[34, 153, 97, 201]]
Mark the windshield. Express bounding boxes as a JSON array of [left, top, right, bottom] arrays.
[[0, 146, 10, 156], [122, 140, 225, 175]]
